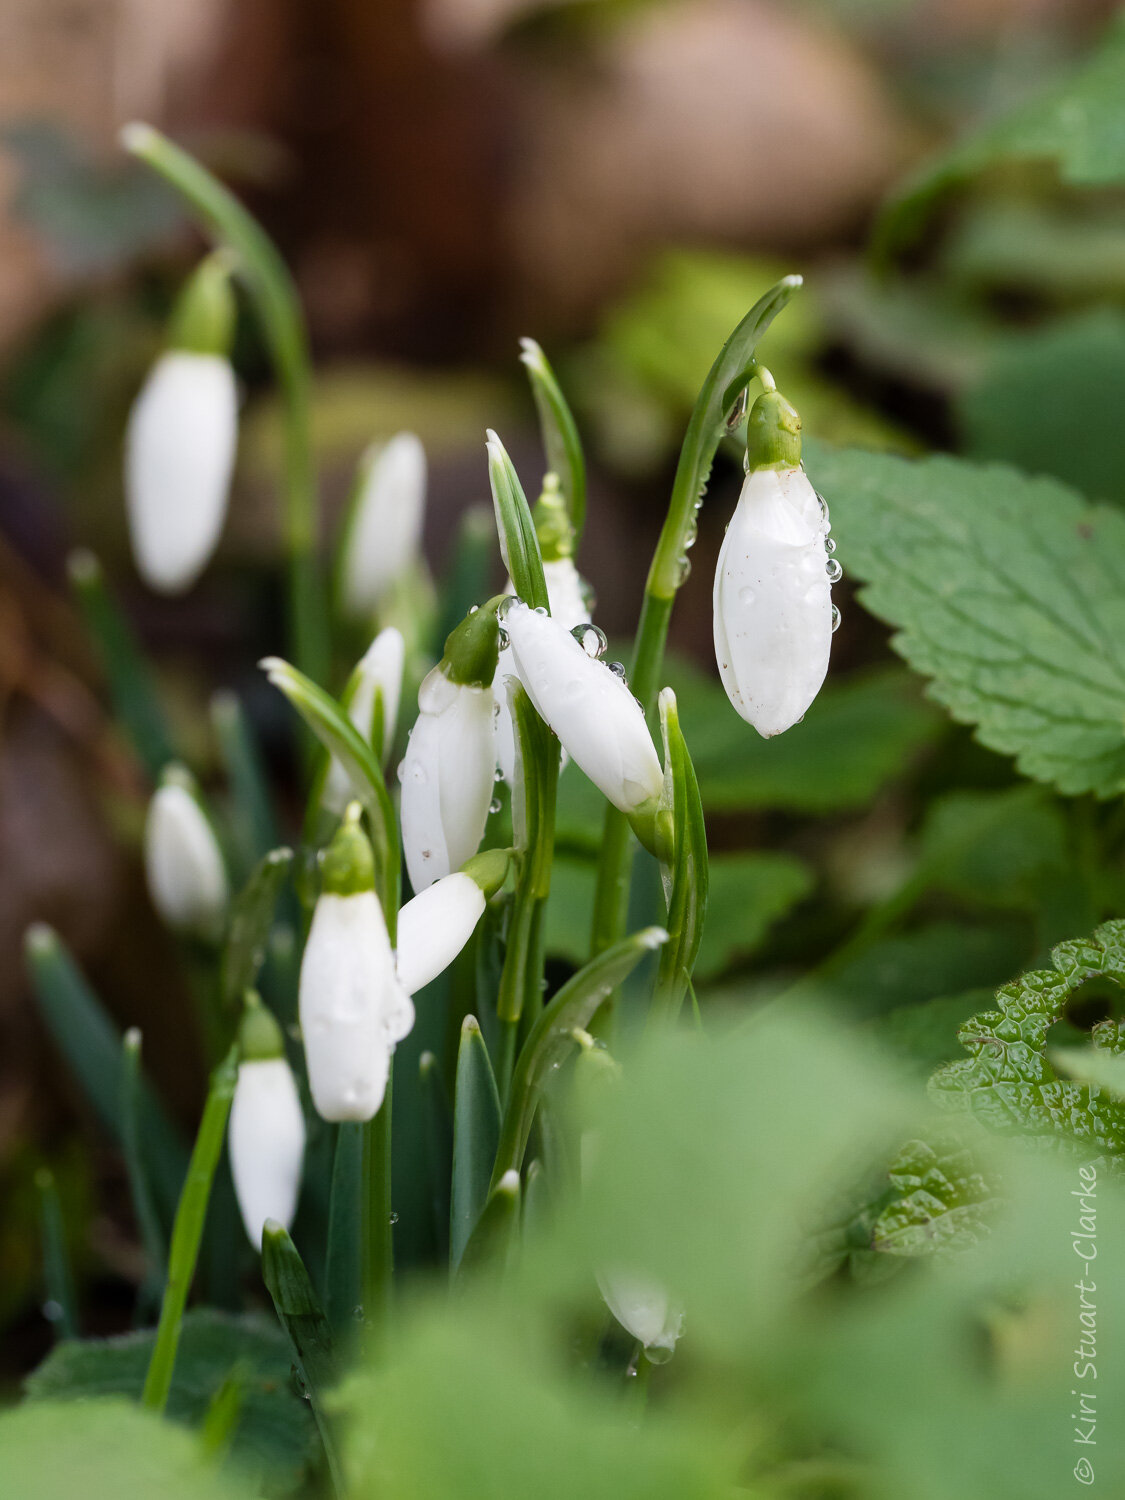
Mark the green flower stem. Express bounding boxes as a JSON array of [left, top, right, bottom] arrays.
[[122, 124, 329, 687], [362, 1069, 393, 1349], [35, 1168, 78, 1341], [122, 1030, 167, 1319], [142, 1043, 239, 1413]]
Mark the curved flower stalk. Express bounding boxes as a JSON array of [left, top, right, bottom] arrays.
[[300, 805, 414, 1122], [144, 766, 229, 937], [396, 848, 512, 996], [338, 432, 427, 620], [494, 475, 591, 784], [504, 602, 663, 839], [713, 389, 836, 737], [400, 601, 502, 892], [229, 993, 306, 1247], [125, 255, 238, 594], [323, 626, 405, 814]]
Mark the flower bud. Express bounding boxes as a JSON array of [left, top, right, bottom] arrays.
[[504, 603, 663, 816], [125, 256, 238, 594], [400, 604, 501, 892], [338, 432, 426, 619], [395, 848, 512, 995], [713, 391, 835, 737], [229, 994, 306, 1248], [144, 767, 229, 937], [598, 1271, 684, 1362], [323, 626, 405, 814], [300, 806, 414, 1122]]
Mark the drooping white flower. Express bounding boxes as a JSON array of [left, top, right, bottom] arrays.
[[300, 806, 414, 1122], [598, 1271, 684, 1362], [338, 432, 427, 619], [494, 556, 591, 784], [713, 390, 835, 737], [400, 603, 501, 893], [125, 256, 238, 594], [395, 849, 510, 995], [229, 997, 306, 1248], [504, 602, 663, 816], [323, 626, 405, 814], [144, 767, 229, 937]]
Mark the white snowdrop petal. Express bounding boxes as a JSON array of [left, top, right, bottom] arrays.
[[144, 783, 228, 933], [341, 432, 426, 617], [505, 604, 662, 813], [396, 872, 486, 995], [713, 466, 832, 738], [598, 1269, 683, 1354], [125, 352, 238, 594], [299, 891, 415, 1122], [229, 1057, 306, 1248]]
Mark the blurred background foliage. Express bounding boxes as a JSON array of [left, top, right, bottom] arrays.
[[3, 0, 1125, 1428]]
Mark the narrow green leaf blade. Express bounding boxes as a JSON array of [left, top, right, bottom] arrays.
[[219, 848, 294, 1009], [35, 1168, 79, 1341], [324, 1123, 363, 1344], [450, 1016, 502, 1272], [653, 688, 709, 1024], [456, 1169, 520, 1280], [261, 1223, 337, 1396], [121, 1029, 167, 1317], [419, 1052, 453, 1260], [519, 338, 587, 543], [486, 431, 548, 610]]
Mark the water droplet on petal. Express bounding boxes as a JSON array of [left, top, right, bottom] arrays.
[[494, 768, 505, 783], [572, 624, 607, 658], [831, 604, 842, 633], [533, 605, 549, 616], [608, 661, 627, 678], [825, 537, 836, 554], [468, 604, 479, 614], [497, 627, 510, 649], [826, 558, 843, 583]]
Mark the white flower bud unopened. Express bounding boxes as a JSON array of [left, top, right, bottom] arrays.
[[125, 352, 238, 593], [395, 871, 486, 996], [400, 668, 495, 892], [713, 464, 833, 737], [494, 558, 590, 784], [598, 1270, 683, 1361], [505, 603, 663, 815], [339, 432, 426, 619], [323, 627, 405, 814], [229, 1057, 306, 1247], [144, 775, 228, 936]]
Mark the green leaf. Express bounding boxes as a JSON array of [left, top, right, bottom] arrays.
[[492, 927, 668, 1185], [653, 689, 708, 1022], [25, 1309, 319, 1496], [871, 1138, 1002, 1256], [121, 1030, 167, 1314], [876, 13, 1125, 256], [918, 786, 1070, 909], [219, 849, 294, 1009], [35, 1167, 78, 1340], [931, 919, 1125, 1164], [451, 1017, 502, 1272], [1051, 1043, 1125, 1096], [24, 925, 188, 1227], [457, 1171, 520, 1280], [695, 853, 814, 982], [868, 989, 996, 1075], [805, 441, 1125, 798], [520, 338, 587, 543], [419, 1051, 453, 1259], [487, 431, 548, 610], [324, 1123, 363, 1344]]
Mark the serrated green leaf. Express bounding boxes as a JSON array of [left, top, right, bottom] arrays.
[[1051, 1043, 1125, 1095], [931, 919, 1125, 1165], [451, 1017, 502, 1272], [805, 442, 1125, 798], [219, 849, 293, 1009], [25, 1310, 319, 1495], [871, 1138, 1002, 1256]]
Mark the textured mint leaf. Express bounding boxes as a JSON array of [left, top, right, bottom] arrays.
[[930, 919, 1125, 1167], [805, 442, 1125, 797], [872, 1138, 1001, 1256], [876, 14, 1125, 253]]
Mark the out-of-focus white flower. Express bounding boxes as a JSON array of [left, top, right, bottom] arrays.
[[339, 432, 426, 619], [598, 1271, 684, 1362], [713, 390, 835, 737], [504, 602, 663, 816], [125, 256, 238, 594], [323, 627, 405, 814], [395, 848, 511, 995], [300, 806, 414, 1122], [229, 997, 305, 1248], [400, 603, 501, 892], [144, 767, 229, 937], [494, 556, 590, 784]]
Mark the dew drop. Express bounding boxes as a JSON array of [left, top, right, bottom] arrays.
[[353, 1305, 365, 1323], [497, 628, 510, 649], [831, 604, 842, 633], [826, 558, 843, 583], [497, 594, 519, 622], [608, 660, 627, 678], [815, 491, 830, 528], [489, 797, 502, 814], [468, 604, 479, 614], [678, 556, 692, 582], [572, 623, 607, 658], [42, 1299, 63, 1323], [494, 768, 505, 783], [389, 1212, 400, 1225], [825, 537, 836, 554], [533, 605, 549, 616]]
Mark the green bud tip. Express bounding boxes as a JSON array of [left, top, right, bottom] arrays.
[[461, 1014, 482, 1038], [442, 596, 504, 687], [321, 802, 376, 897], [496, 1170, 520, 1197], [167, 252, 238, 358], [460, 846, 515, 897], [238, 990, 286, 1060], [24, 922, 58, 958], [745, 389, 802, 472], [532, 473, 574, 562]]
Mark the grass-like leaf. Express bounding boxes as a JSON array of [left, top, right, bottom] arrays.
[[652, 688, 708, 1023], [486, 430, 548, 610], [219, 847, 294, 1010], [519, 338, 587, 543], [450, 1017, 501, 1273]]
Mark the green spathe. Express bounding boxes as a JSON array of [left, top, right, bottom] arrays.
[[532, 473, 574, 563], [441, 597, 504, 687], [461, 846, 515, 898], [745, 389, 802, 471], [167, 252, 237, 357], [321, 804, 376, 897], [238, 991, 285, 1061]]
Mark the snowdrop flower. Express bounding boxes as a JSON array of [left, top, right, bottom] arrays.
[[144, 766, 228, 937], [494, 474, 591, 784], [300, 805, 414, 1122], [598, 1272, 684, 1362], [338, 432, 426, 619], [504, 602, 663, 824], [713, 389, 836, 737], [400, 601, 501, 892], [396, 847, 511, 995], [323, 627, 405, 814], [229, 993, 306, 1248], [125, 255, 238, 593]]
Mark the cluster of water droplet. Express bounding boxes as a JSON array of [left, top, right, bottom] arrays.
[[815, 489, 843, 634]]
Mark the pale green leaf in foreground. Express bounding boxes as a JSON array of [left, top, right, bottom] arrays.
[[805, 442, 1125, 797]]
